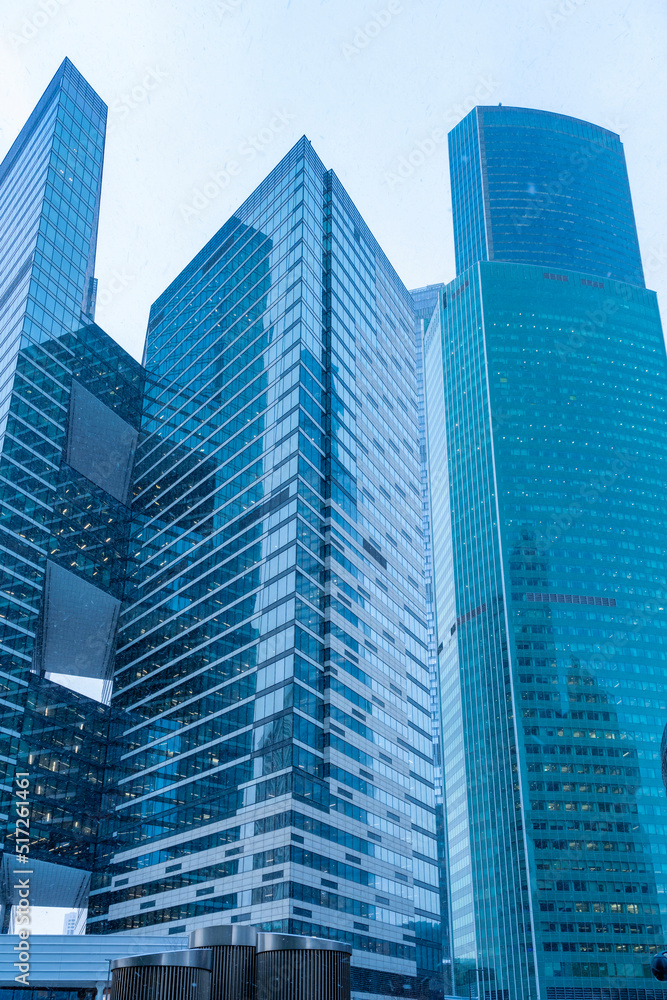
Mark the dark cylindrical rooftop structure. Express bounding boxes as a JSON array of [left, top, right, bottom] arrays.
[[110, 949, 212, 1000], [255, 932, 352, 1000], [189, 924, 257, 1000], [652, 950, 667, 981]]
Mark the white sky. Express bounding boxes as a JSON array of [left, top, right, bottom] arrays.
[[1, 0, 666, 361]]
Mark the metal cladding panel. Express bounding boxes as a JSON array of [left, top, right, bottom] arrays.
[[189, 925, 256, 1000], [111, 963, 211, 1000], [256, 949, 351, 1000], [66, 378, 138, 505], [208, 943, 256, 1000], [256, 933, 352, 955], [190, 924, 257, 949], [111, 949, 212, 970]]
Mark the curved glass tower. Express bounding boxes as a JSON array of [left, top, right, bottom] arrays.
[[449, 105, 645, 286], [427, 107, 667, 998]]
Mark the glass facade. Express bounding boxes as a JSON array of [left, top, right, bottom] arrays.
[[426, 109, 667, 999], [0, 60, 144, 922], [88, 138, 442, 999], [411, 284, 451, 995], [0, 57, 106, 721], [12, 674, 115, 872], [8, 61, 663, 1000], [449, 106, 645, 286]]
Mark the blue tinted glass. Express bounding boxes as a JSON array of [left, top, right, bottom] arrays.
[[427, 265, 667, 997], [449, 106, 644, 286], [90, 138, 443, 996]]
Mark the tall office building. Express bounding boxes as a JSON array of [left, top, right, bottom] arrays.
[[448, 105, 645, 285], [88, 138, 443, 1000], [411, 285, 446, 777], [0, 60, 143, 923], [411, 284, 451, 993], [425, 106, 667, 998]]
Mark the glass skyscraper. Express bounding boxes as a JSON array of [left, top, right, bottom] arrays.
[[425, 106, 667, 998], [87, 137, 443, 1000], [449, 105, 645, 285], [411, 284, 452, 994], [0, 57, 105, 716], [6, 62, 666, 1000], [0, 59, 144, 926]]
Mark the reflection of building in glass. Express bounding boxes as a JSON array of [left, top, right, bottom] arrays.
[[425, 107, 667, 998], [89, 138, 442, 1000], [0, 55, 104, 777], [0, 61, 143, 926]]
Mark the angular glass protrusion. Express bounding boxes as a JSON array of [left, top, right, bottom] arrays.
[[34, 561, 121, 680], [66, 379, 138, 505]]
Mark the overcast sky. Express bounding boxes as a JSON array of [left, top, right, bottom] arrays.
[[1, 0, 666, 361]]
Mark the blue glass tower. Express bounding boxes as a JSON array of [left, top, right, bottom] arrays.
[[89, 138, 442, 1000], [0, 58, 106, 705], [411, 284, 451, 995], [0, 60, 144, 924], [449, 105, 645, 285], [426, 107, 667, 998]]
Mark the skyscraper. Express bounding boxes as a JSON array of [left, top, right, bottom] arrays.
[[0, 59, 143, 925], [411, 284, 451, 994], [88, 138, 443, 1000], [448, 105, 645, 285], [425, 106, 667, 998], [0, 56, 105, 717]]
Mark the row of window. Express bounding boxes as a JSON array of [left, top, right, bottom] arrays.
[[543, 938, 659, 953]]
